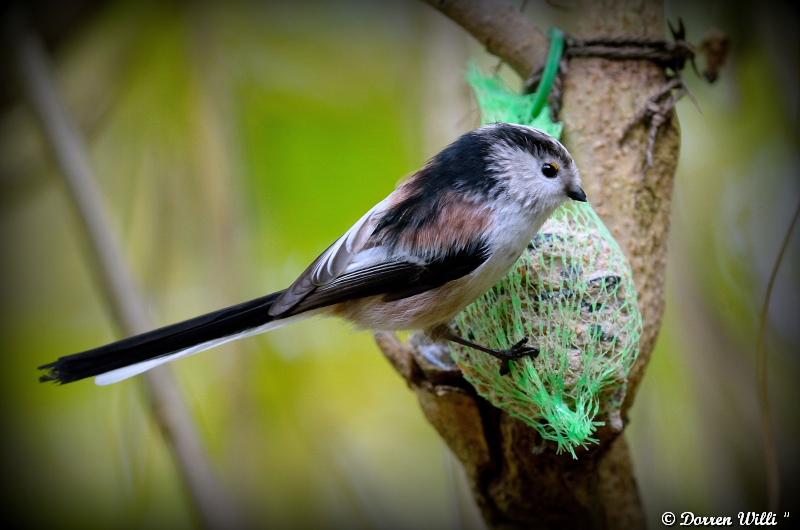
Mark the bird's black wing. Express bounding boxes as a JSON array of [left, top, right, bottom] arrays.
[[280, 241, 489, 316]]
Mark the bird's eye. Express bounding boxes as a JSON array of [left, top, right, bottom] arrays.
[[541, 162, 559, 178]]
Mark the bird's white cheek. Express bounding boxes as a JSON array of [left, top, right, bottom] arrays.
[[552, 182, 568, 200]]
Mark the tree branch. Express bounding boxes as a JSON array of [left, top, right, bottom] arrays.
[[376, 0, 682, 527], [4, 12, 240, 530]]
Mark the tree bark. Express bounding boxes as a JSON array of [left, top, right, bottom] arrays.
[[376, 1, 680, 528]]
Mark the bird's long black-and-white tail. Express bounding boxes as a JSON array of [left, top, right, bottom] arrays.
[[39, 290, 297, 385]]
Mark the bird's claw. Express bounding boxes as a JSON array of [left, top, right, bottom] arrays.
[[497, 337, 539, 375]]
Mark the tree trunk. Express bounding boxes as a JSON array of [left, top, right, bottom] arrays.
[[377, 0, 680, 528]]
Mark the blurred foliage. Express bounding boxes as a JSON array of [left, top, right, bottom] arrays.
[[0, 0, 797, 528]]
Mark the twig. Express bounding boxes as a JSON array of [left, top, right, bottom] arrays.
[[619, 76, 686, 170], [756, 197, 800, 511], [4, 12, 240, 530]]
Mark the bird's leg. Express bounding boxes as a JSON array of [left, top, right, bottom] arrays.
[[431, 325, 539, 375]]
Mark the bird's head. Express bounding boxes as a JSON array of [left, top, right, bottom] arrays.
[[478, 123, 585, 212]]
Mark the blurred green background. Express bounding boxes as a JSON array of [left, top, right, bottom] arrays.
[[1, 0, 798, 528]]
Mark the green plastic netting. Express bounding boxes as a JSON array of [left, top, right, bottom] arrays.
[[449, 63, 643, 457]]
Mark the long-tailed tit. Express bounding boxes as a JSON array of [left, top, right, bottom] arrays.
[[40, 123, 586, 385]]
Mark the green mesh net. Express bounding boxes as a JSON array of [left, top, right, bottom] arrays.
[[449, 63, 643, 457]]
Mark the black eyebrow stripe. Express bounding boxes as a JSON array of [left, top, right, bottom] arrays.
[[486, 123, 570, 165]]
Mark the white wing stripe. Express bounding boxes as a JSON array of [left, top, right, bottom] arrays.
[[312, 198, 388, 284]]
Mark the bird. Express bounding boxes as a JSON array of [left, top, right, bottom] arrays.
[[39, 122, 586, 386]]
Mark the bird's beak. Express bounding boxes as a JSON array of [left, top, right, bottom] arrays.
[[567, 186, 587, 202]]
